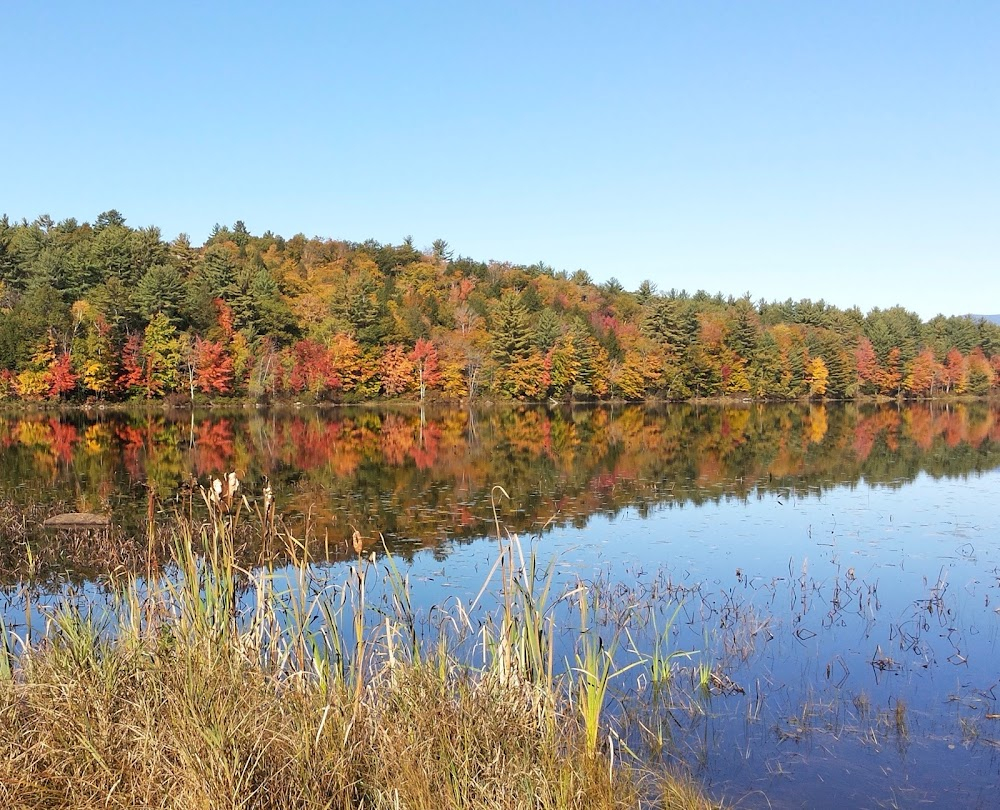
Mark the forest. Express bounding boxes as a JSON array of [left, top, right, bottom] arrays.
[[2, 210, 999, 404]]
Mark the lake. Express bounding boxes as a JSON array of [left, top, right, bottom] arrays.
[[2, 401, 1000, 808]]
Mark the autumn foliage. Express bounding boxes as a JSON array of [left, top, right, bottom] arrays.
[[193, 338, 234, 394], [1, 210, 999, 404]]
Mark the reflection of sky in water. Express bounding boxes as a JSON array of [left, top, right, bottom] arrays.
[[396, 470, 1000, 809], [5, 470, 1000, 808]]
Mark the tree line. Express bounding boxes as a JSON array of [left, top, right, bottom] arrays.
[[2, 210, 999, 404]]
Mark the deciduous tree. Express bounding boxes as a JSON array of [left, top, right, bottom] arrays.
[[806, 356, 829, 398], [410, 338, 441, 401], [193, 338, 234, 394], [379, 344, 415, 397], [903, 348, 938, 397]]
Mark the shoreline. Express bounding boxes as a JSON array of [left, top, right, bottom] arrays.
[[1, 391, 995, 416]]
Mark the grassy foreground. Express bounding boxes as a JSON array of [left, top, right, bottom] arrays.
[[0, 491, 717, 810]]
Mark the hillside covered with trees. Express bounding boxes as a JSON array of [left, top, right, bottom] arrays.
[[1, 211, 998, 404]]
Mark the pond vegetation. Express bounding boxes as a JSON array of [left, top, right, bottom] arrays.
[[0, 490, 716, 810], [2, 401, 1000, 807]]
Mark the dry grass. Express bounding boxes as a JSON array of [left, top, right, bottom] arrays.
[[0, 493, 718, 810]]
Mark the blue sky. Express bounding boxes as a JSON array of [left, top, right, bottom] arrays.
[[4, 2, 997, 319]]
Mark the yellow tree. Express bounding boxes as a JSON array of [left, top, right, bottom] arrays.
[[75, 313, 116, 398], [328, 332, 364, 394], [14, 334, 56, 401], [438, 358, 468, 399], [496, 351, 547, 399], [546, 333, 582, 398], [610, 351, 647, 400], [806, 356, 829, 398]]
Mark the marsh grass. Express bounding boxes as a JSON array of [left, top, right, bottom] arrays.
[[0, 484, 718, 810]]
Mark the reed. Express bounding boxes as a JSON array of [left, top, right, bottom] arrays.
[[0, 481, 719, 810]]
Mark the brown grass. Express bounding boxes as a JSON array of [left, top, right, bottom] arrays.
[[0, 497, 718, 810]]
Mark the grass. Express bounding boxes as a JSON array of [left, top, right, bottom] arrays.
[[0, 483, 719, 810]]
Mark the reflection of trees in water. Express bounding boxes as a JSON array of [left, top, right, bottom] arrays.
[[1, 402, 999, 572]]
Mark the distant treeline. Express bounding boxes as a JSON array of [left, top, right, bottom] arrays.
[[2, 210, 999, 403]]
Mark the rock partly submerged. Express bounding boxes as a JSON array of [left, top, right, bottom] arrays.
[[42, 513, 111, 529]]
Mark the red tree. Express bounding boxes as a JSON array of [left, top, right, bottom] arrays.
[[214, 298, 235, 339], [288, 340, 340, 397], [194, 338, 235, 394], [118, 333, 145, 394], [941, 348, 967, 394], [855, 338, 882, 393], [48, 353, 77, 399], [410, 338, 441, 401]]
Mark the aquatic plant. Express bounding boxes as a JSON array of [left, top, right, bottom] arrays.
[[0, 480, 718, 810]]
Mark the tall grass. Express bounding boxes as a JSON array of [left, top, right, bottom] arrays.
[[0, 483, 718, 810]]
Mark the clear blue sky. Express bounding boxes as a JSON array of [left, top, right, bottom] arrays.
[[4, 1, 997, 320]]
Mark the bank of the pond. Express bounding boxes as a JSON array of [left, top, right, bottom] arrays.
[[0, 390, 996, 418], [0, 514, 718, 810]]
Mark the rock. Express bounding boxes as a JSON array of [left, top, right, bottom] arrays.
[[42, 512, 111, 529]]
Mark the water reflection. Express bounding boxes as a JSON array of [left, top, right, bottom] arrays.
[[3, 402, 1000, 807], [1, 401, 999, 582]]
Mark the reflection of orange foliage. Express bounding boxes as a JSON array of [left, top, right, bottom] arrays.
[[193, 419, 235, 475], [5, 403, 1000, 555], [697, 453, 723, 483], [968, 413, 991, 448], [904, 406, 936, 450], [938, 408, 966, 448], [503, 411, 551, 457], [410, 422, 441, 470], [48, 419, 78, 464], [115, 424, 147, 480], [900, 404, 997, 451], [380, 414, 416, 466], [768, 445, 802, 479], [327, 439, 361, 478], [853, 409, 901, 461]]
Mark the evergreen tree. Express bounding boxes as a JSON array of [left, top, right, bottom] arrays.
[[642, 298, 698, 354], [490, 292, 535, 364], [136, 264, 186, 325], [533, 308, 562, 352]]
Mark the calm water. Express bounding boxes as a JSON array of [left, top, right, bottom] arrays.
[[2, 401, 1000, 808]]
